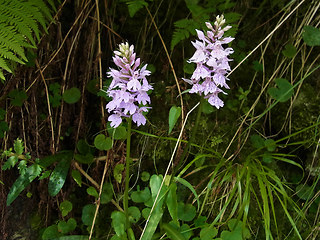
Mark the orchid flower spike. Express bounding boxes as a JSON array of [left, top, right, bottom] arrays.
[[106, 42, 153, 128], [183, 15, 234, 109]]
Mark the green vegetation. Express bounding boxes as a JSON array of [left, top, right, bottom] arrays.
[[1, 0, 320, 239]]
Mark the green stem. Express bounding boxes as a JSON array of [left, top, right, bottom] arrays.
[[124, 117, 132, 230], [177, 97, 204, 170]]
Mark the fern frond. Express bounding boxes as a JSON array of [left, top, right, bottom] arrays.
[[0, 24, 27, 61], [121, 0, 148, 17], [0, 0, 56, 80], [0, 69, 4, 81], [171, 19, 199, 50], [0, 54, 13, 73]]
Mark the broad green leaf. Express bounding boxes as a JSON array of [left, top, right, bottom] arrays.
[[302, 25, 320, 46], [7, 163, 41, 206], [76, 139, 91, 155], [141, 175, 166, 240], [282, 43, 296, 58], [177, 202, 196, 222], [166, 183, 178, 225], [60, 200, 73, 217], [168, 106, 181, 134], [113, 126, 127, 140], [268, 78, 293, 102], [74, 153, 94, 164], [53, 236, 89, 240], [62, 87, 81, 104], [131, 186, 151, 203], [183, 60, 195, 74], [101, 182, 113, 204], [94, 134, 112, 151], [296, 184, 314, 200], [42, 225, 62, 240], [194, 216, 207, 228], [162, 223, 186, 240], [111, 211, 126, 236], [200, 226, 218, 240], [221, 219, 250, 240], [48, 154, 71, 196], [39, 151, 72, 168], [113, 164, 124, 183], [58, 218, 77, 234], [87, 186, 99, 198], [140, 208, 163, 240], [174, 177, 200, 210], [82, 204, 96, 226], [128, 206, 141, 223], [71, 170, 82, 187], [201, 100, 214, 114], [180, 224, 193, 240]]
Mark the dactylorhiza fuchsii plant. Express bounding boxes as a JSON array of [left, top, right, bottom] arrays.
[[183, 15, 234, 109], [106, 42, 153, 128]]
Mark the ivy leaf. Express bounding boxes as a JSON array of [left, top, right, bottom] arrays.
[[58, 218, 77, 234], [101, 182, 113, 204], [282, 43, 296, 58], [128, 206, 141, 223], [76, 139, 92, 155], [113, 164, 124, 183], [168, 106, 181, 134], [82, 204, 96, 226], [302, 25, 320, 46], [62, 87, 81, 104], [250, 134, 265, 149], [141, 171, 150, 182], [108, 125, 127, 140], [87, 186, 99, 198], [42, 225, 62, 240], [94, 134, 112, 151], [268, 78, 293, 102], [60, 200, 73, 217], [177, 202, 196, 222]]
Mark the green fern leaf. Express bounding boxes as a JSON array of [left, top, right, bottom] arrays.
[[122, 0, 148, 17], [0, 0, 55, 80], [0, 55, 13, 73], [171, 19, 198, 50], [0, 69, 4, 81]]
